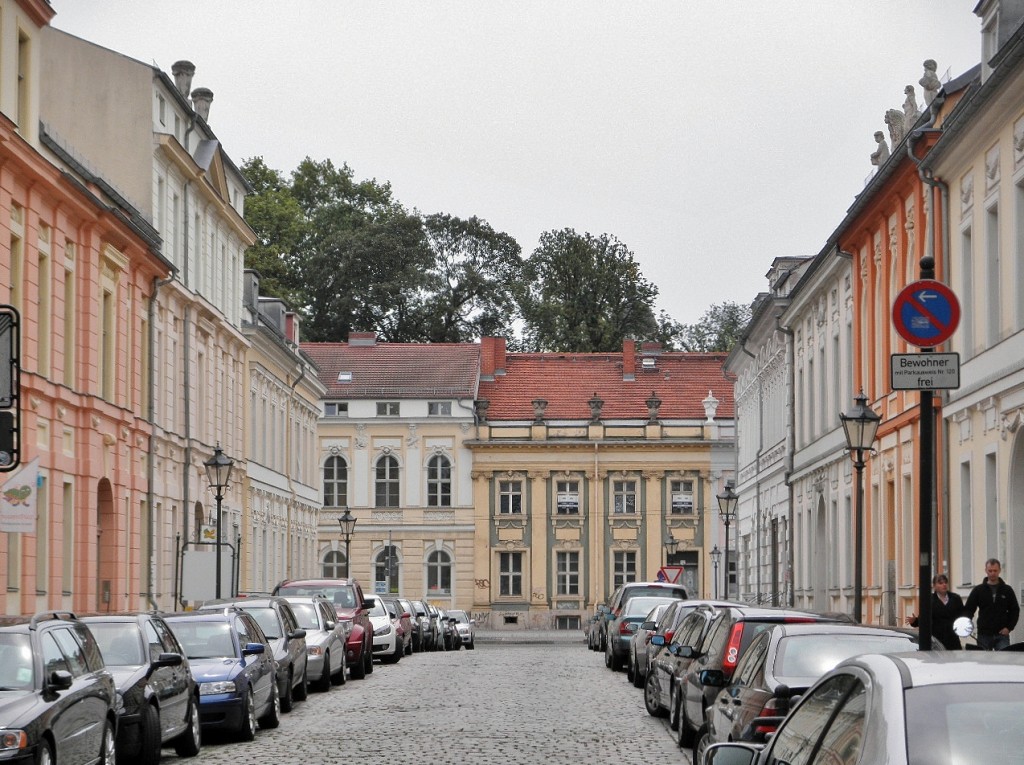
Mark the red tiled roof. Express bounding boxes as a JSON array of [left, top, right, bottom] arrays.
[[301, 341, 480, 399], [478, 351, 734, 421]]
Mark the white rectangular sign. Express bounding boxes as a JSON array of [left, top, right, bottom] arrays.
[[890, 352, 960, 390]]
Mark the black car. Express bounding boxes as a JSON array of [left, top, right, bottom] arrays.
[[699, 622, 937, 763], [199, 597, 308, 711], [0, 611, 117, 765], [80, 612, 201, 764], [163, 609, 279, 741]]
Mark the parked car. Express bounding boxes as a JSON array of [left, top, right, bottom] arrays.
[[426, 604, 444, 651], [0, 611, 117, 765], [272, 578, 375, 679], [368, 598, 403, 663], [698, 622, 941, 763], [384, 597, 415, 656], [599, 580, 689, 658], [162, 609, 279, 741], [585, 611, 603, 651], [449, 609, 475, 649], [81, 612, 200, 763], [200, 596, 308, 711], [409, 599, 432, 651], [703, 651, 1024, 765], [667, 605, 838, 750], [631, 599, 735, 688], [606, 595, 681, 671], [439, 609, 459, 651], [281, 596, 347, 691], [628, 602, 671, 687]]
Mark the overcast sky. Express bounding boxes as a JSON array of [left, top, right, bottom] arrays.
[[51, 2, 981, 326]]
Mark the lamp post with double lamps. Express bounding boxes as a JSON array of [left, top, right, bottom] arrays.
[[338, 508, 357, 579], [717, 484, 738, 600], [840, 391, 881, 624], [203, 445, 234, 599]]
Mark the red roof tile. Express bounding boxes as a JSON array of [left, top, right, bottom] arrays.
[[301, 341, 480, 399], [478, 351, 734, 421]]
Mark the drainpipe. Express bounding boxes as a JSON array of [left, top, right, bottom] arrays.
[[146, 274, 175, 611], [180, 118, 196, 588], [775, 314, 796, 607], [741, 342, 763, 602], [284, 362, 306, 579]]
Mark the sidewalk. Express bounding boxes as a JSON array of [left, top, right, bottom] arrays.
[[474, 629, 586, 645]]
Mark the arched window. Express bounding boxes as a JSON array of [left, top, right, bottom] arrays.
[[322, 550, 346, 578], [427, 550, 452, 595], [323, 456, 348, 507], [375, 455, 399, 507], [427, 455, 451, 507], [374, 546, 399, 594]]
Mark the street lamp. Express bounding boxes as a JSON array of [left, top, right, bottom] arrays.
[[710, 545, 722, 599], [840, 390, 881, 624], [717, 484, 738, 599], [203, 445, 234, 599], [338, 508, 356, 579], [664, 532, 679, 565]]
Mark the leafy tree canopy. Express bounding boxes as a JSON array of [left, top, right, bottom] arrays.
[[673, 301, 752, 352]]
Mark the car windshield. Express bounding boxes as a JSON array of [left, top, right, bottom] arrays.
[[369, 601, 387, 617], [167, 621, 236, 659], [89, 622, 145, 666], [623, 586, 686, 603], [906, 683, 1024, 764], [278, 584, 356, 609], [241, 607, 281, 639], [623, 596, 677, 618], [450, 611, 470, 623], [0, 633, 33, 690], [774, 634, 916, 685], [289, 603, 320, 631]]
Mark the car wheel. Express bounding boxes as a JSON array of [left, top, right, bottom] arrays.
[[644, 673, 666, 718], [364, 642, 374, 674], [35, 739, 53, 765], [294, 662, 308, 701], [669, 687, 681, 731], [280, 670, 294, 713], [632, 658, 645, 689], [467, 640, 475, 650], [626, 654, 635, 684], [676, 699, 695, 747], [238, 689, 258, 741], [173, 695, 202, 757], [315, 653, 332, 692], [138, 702, 162, 765], [332, 652, 347, 685], [350, 648, 366, 680], [258, 682, 281, 730], [100, 719, 116, 765], [694, 725, 711, 764]]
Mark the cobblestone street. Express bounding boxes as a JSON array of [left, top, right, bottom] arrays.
[[169, 633, 691, 764]]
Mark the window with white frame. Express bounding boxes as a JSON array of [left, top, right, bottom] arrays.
[[427, 455, 452, 507], [376, 401, 400, 416], [375, 455, 400, 507], [613, 551, 636, 588], [323, 456, 347, 507], [427, 550, 452, 594], [428, 401, 451, 416], [374, 546, 400, 594], [499, 552, 523, 596], [556, 551, 579, 595], [613, 480, 636, 514], [499, 480, 523, 514], [324, 402, 348, 417], [670, 479, 694, 514], [556, 480, 580, 514], [322, 550, 346, 578]]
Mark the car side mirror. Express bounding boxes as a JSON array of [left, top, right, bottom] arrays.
[[678, 645, 698, 659], [242, 643, 266, 655], [470, 619, 476, 625], [362, 597, 376, 610], [703, 741, 760, 765], [325, 621, 336, 630], [48, 669, 73, 691], [698, 669, 726, 687], [289, 629, 307, 640], [641, 621, 657, 630], [650, 635, 665, 646], [154, 652, 184, 668]]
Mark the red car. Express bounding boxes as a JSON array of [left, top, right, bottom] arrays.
[[273, 578, 376, 679]]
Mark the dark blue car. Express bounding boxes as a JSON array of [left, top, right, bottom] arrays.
[[162, 610, 279, 741]]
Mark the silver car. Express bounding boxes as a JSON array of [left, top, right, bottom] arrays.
[[282, 596, 347, 691], [449, 609, 475, 650]]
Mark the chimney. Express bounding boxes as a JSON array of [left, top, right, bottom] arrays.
[[191, 87, 213, 121], [348, 331, 377, 347], [243, 269, 260, 310], [172, 60, 195, 98], [285, 312, 300, 344], [494, 336, 506, 376], [622, 339, 636, 381], [480, 337, 496, 381]]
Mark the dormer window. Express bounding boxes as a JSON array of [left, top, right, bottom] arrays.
[[377, 401, 400, 416], [325, 402, 348, 417], [337, 371, 353, 383]]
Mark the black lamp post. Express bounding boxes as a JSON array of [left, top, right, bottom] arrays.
[[840, 390, 881, 624], [710, 545, 722, 599], [664, 532, 679, 565], [717, 484, 738, 599], [203, 445, 234, 599], [338, 508, 356, 579]]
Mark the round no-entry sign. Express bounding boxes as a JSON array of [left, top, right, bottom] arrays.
[[892, 279, 960, 347]]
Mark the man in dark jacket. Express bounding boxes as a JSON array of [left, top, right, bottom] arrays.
[[963, 558, 1020, 650]]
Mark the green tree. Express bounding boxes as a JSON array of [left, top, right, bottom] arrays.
[[675, 301, 752, 352], [520, 229, 658, 352]]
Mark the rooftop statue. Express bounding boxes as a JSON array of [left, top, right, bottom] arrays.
[[919, 59, 940, 106]]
